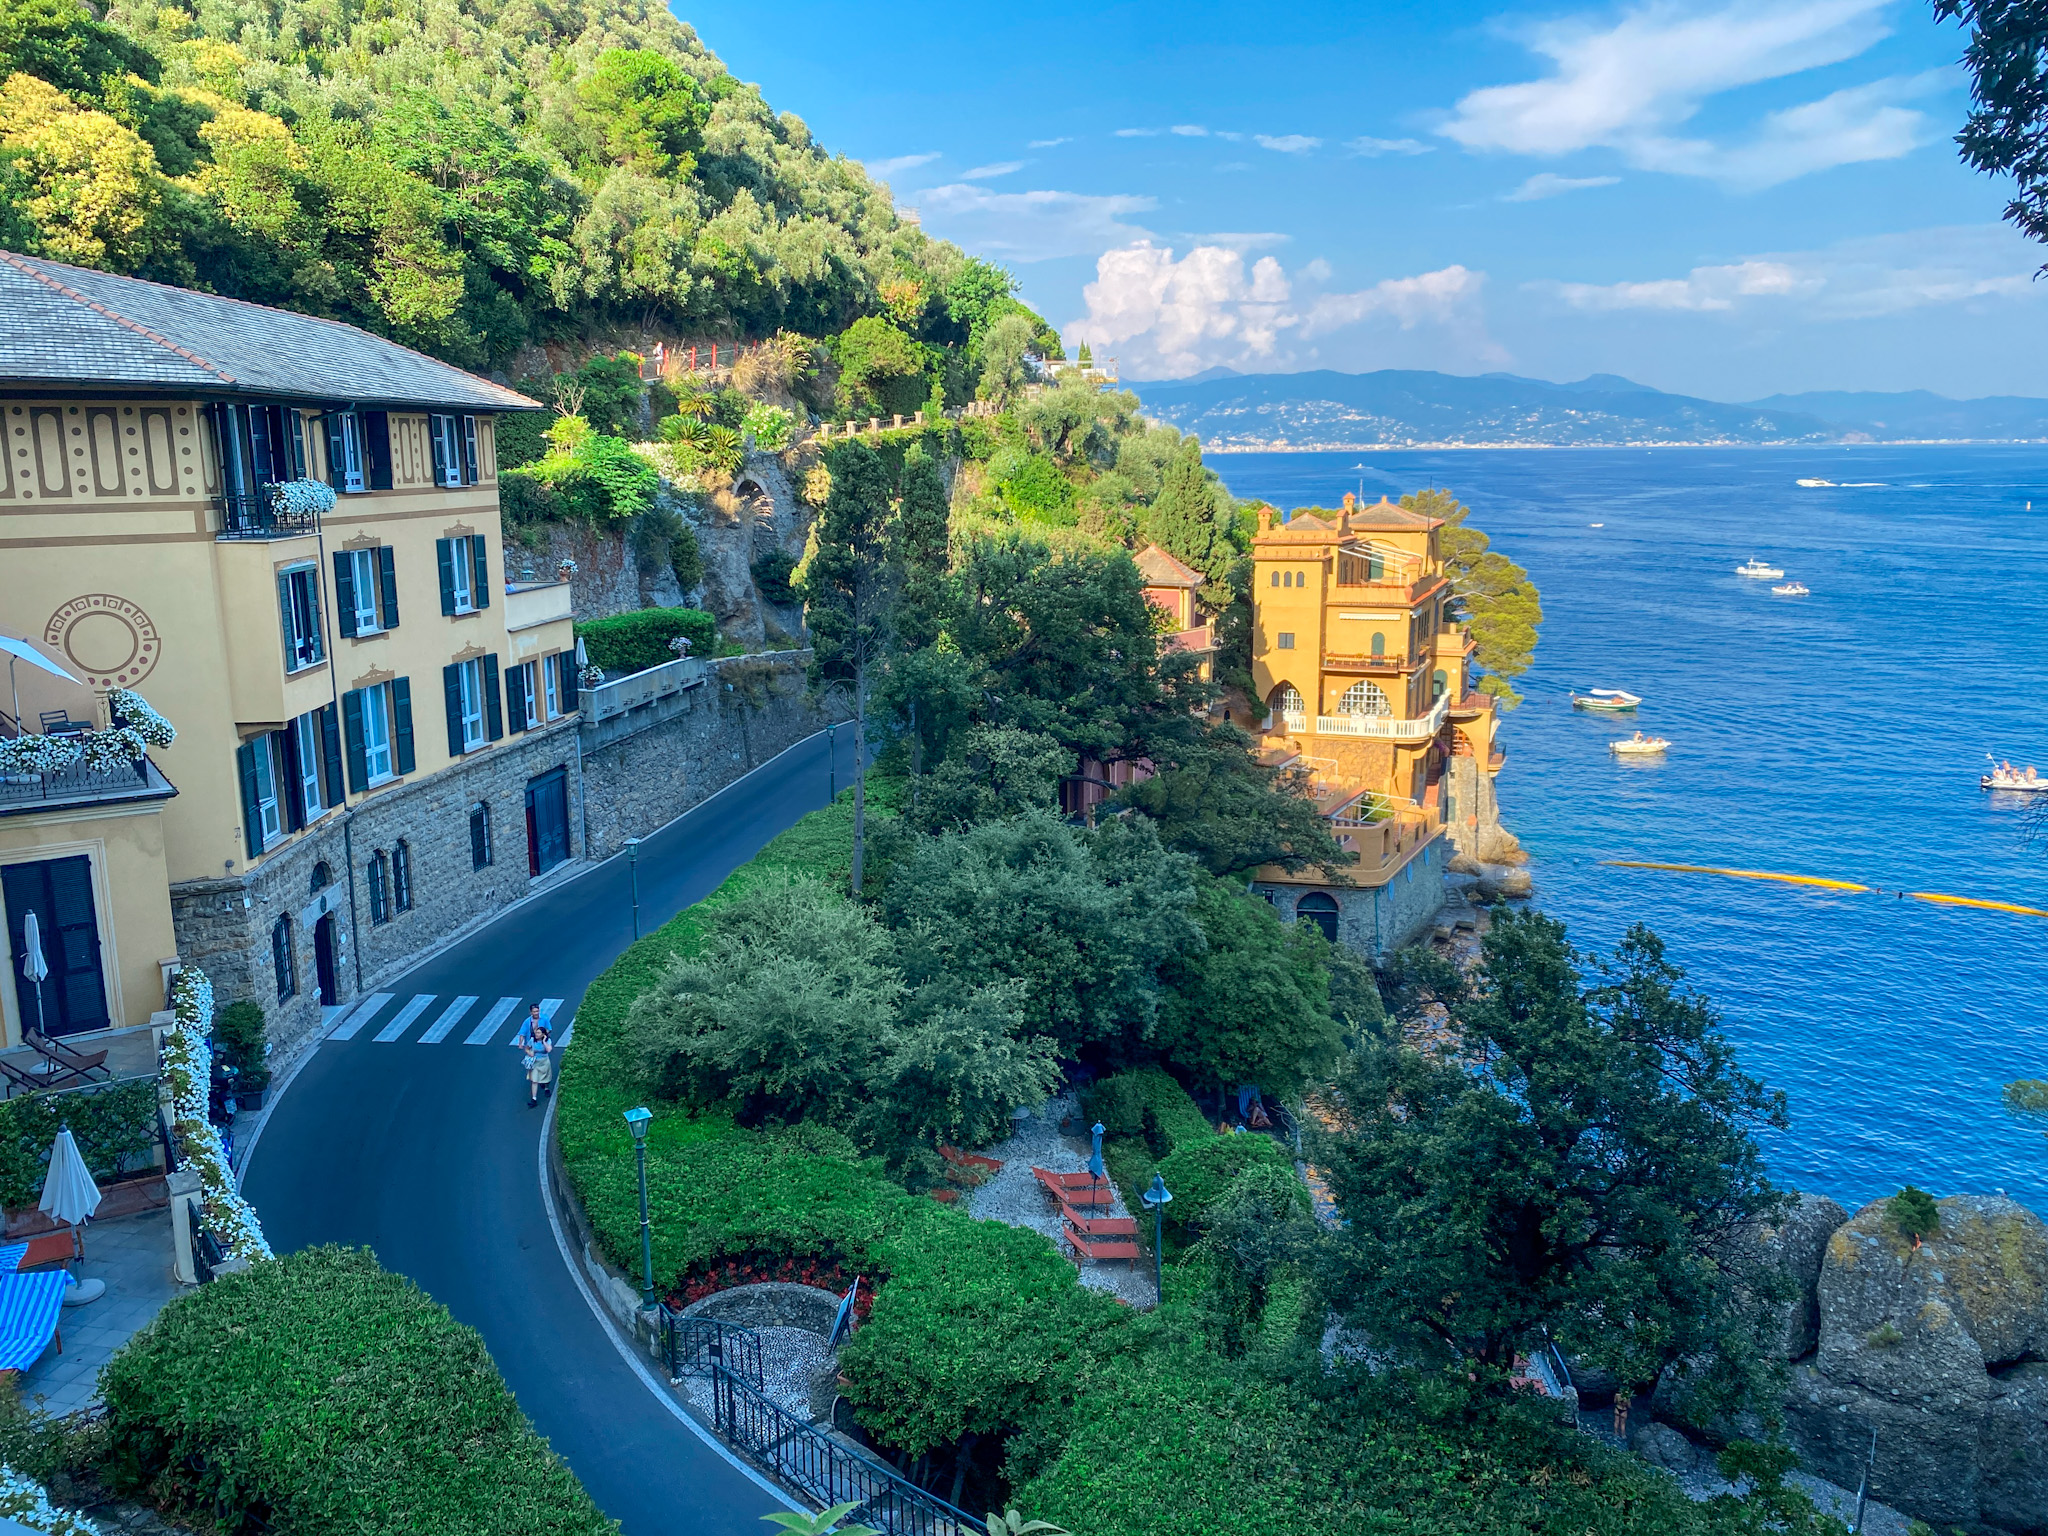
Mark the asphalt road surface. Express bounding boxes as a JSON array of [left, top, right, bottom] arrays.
[[244, 728, 851, 1536]]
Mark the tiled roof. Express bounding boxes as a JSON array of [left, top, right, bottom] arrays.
[[1133, 543, 1204, 587], [1261, 497, 1442, 544], [0, 252, 540, 413]]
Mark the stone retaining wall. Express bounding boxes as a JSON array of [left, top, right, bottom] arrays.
[[1252, 833, 1449, 961]]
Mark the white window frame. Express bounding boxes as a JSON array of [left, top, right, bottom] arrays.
[[361, 683, 394, 785], [542, 654, 561, 720], [335, 411, 366, 494], [1340, 681, 1392, 718], [280, 563, 324, 672], [346, 548, 381, 635], [293, 711, 324, 821], [250, 734, 283, 848], [449, 542, 475, 615], [433, 415, 464, 488], [517, 660, 542, 729], [457, 659, 486, 752]]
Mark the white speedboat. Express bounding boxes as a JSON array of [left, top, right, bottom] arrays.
[[1571, 689, 1642, 712], [1772, 581, 1809, 596], [1610, 735, 1669, 757], [1796, 478, 1835, 488], [1983, 758, 2048, 792], [1736, 558, 1784, 579]]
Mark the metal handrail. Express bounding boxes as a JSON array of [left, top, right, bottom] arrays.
[[711, 1364, 975, 1536], [188, 1197, 223, 1284], [659, 1307, 764, 1388], [216, 488, 321, 540]]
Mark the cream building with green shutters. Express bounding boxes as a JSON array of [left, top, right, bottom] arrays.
[[0, 252, 580, 1056]]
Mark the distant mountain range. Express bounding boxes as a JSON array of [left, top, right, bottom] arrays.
[[1119, 369, 2048, 449]]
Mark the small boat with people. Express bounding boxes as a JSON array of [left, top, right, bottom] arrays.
[[1610, 732, 1670, 757], [1571, 688, 1641, 712], [1736, 558, 1785, 579], [1983, 757, 2048, 793], [1772, 581, 1809, 596]]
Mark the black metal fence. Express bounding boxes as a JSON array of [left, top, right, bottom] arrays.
[[658, 1307, 763, 1389], [710, 1366, 976, 1536], [187, 1197, 224, 1284], [216, 489, 321, 539], [0, 756, 162, 811]]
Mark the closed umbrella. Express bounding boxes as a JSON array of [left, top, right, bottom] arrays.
[[39, 1127, 103, 1307], [17, 911, 46, 1040]]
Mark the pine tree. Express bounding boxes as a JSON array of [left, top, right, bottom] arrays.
[[1140, 438, 1233, 584]]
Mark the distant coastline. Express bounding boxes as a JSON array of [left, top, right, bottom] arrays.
[[1197, 437, 2048, 453]]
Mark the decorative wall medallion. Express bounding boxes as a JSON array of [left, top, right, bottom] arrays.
[[44, 594, 160, 687]]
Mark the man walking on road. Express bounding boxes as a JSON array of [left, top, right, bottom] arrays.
[[514, 1004, 553, 1107]]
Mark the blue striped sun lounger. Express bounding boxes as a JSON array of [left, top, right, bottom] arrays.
[[0, 1244, 26, 1274], [0, 1272, 67, 1370]]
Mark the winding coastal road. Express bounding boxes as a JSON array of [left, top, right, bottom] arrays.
[[243, 731, 847, 1536]]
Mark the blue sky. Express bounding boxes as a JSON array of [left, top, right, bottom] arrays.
[[681, 0, 2048, 400]]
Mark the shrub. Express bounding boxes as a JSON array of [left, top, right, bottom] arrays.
[[752, 547, 796, 605], [574, 606, 716, 676], [211, 998, 268, 1090], [494, 411, 549, 469], [542, 435, 659, 522], [1000, 453, 1077, 525], [1081, 1068, 1212, 1153], [1887, 1185, 1940, 1247], [99, 1246, 610, 1536], [1153, 1133, 1298, 1238], [0, 1078, 160, 1210], [497, 469, 563, 531], [741, 401, 795, 450]]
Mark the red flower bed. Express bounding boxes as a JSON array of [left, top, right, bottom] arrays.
[[664, 1249, 877, 1320]]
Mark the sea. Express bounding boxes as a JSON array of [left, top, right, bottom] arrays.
[[1208, 445, 2048, 1220]]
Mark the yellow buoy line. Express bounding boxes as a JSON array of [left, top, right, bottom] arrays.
[[1602, 862, 2048, 920]]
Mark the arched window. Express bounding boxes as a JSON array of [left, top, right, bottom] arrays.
[[310, 861, 332, 893], [1269, 685, 1305, 723], [1370, 631, 1385, 657], [1296, 892, 1339, 943], [1432, 669, 1448, 700], [368, 852, 389, 925], [1340, 681, 1391, 717], [1270, 570, 1279, 587], [393, 840, 412, 913]]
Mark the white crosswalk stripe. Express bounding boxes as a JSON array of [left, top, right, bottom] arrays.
[[373, 994, 436, 1043], [418, 995, 478, 1045], [463, 996, 523, 1046], [326, 993, 391, 1041]]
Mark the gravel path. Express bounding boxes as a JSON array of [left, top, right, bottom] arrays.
[[968, 1094, 1158, 1307]]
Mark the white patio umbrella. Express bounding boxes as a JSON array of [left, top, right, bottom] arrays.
[[0, 635, 78, 733], [40, 1127, 104, 1307], [17, 911, 47, 1040]]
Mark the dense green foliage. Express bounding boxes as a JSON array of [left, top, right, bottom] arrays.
[[1885, 1185, 1941, 1244], [1935, 0, 2048, 254], [99, 1246, 611, 1535], [0, 1077, 160, 1209], [573, 604, 714, 674], [1400, 488, 1544, 708], [209, 997, 268, 1091]]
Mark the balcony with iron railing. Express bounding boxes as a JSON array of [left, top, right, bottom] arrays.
[[215, 488, 321, 541], [1323, 650, 1416, 675], [0, 754, 176, 816]]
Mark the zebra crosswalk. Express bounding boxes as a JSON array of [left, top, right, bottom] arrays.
[[325, 991, 566, 1047]]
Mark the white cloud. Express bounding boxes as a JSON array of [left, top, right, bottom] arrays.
[[1536, 226, 2042, 318], [1189, 232, 1292, 251], [916, 184, 1157, 262], [1171, 124, 1210, 137], [961, 160, 1028, 180], [1068, 243, 1497, 377], [1254, 133, 1323, 153], [1115, 127, 1163, 138], [1346, 136, 1434, 156], [1505, 171, 1622, 200], [863, 152, 941, 180], [1028, 137, 1073, 149], [1438, 0, 1941, 186]]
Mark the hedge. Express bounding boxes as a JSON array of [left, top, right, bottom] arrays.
[[573, 607, 716, 676], [99, 1246, 612, 1536], [1152, 1133, 1298, 1241], [0, 1078, 160, 1211]]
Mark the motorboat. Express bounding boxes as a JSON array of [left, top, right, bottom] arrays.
[[1983, 758, 2048, 793], [1589, 522, 1604, 527], [1796, 478, 1835, 487], [1610, 734, 1670, 757], [1571, 689, 1642, 712], [1772, 581, 1809, 596], [1736, 558, 1784, 579]]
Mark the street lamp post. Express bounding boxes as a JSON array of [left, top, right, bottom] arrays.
[[1088, 1121, 1106, 1208], [624, 1106, 655, 1307], [624, 838, 641, 939], [1140, 1173, 1173, 1305], [827, 723, 838, 798]]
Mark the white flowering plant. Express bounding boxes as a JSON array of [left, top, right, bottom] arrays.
[[0, 1465, 99, 1536], [0, 734, 82, 775], [268, 478, 337, 520], [77, 726, 149, 774], [107, 688, 175, 748], [165, 967, 273, 1264], [556, 557, 579, 579]]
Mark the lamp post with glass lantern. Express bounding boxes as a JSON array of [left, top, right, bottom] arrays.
[[623, 1106, 655, 1307], [624, 837, 642, 939], [1140, 1173, 1172, 1304]]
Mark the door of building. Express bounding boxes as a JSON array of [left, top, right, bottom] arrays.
[[526, 768, 569, 876], [313, 913, 338, 1008], [1, 855, 109, 1037]]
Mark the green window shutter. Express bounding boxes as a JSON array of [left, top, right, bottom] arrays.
[[483, 654, 503, 740], [324, 414, 344, 488], [461, 417, 479, 484], [508, 665, 529, 734], [319, 704, 344, 806], [436, 538, 456, 616], [392, 677, 415, 775], [559, 653, 579, 714], [236, 741, 264, 860], [469, 534, 490, 609], [429, 416, 447, 485], [443, 664, 464, 757], [365, 411, 392, 490], [377, 545, 399, 629], [280, 724, 305, 833], [342, 689, 369, 795], [332, 551, 358, 639]]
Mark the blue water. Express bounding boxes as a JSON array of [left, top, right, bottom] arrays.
[[1209, 446, 2048, 1218]]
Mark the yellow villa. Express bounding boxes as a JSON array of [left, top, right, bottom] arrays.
[[1246, 493, 1503, 955], [0, 252, 578, 1058]]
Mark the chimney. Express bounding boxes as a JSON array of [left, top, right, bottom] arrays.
[[1342, 491, 1357, 511]]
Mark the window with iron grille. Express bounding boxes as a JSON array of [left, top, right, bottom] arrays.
[[393, 840, 412, 913], [272, 915, 295, 1001], [470, 802, 492, 870], [368, 851, 389, 925]]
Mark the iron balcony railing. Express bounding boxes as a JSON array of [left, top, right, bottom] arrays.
[[711, 1366, 976, 1536], [216, 488, 321, 540], [0, 755, 173, 815], [659, 1307, 764, 1388]]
